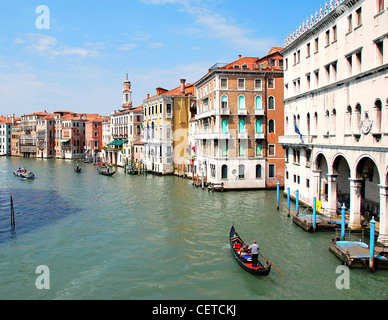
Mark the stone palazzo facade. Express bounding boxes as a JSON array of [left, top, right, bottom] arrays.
[[279, 0, 388, 242]]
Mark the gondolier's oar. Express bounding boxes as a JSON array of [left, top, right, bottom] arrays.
[[259, 253, 285, 277]]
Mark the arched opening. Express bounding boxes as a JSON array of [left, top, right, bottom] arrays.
[[256, 164, 262, 179], [345, 106, 352, 134], [355, 157, 380, 222], [221, 165, 228, 179], [354, 104, 362, 135], [255, 96, 262, 109], [315, 153, 329, 202], [221, 95, 228, 109], [333, 155, 351, 211], [268, 96, 275, 110], [238, 95, 245, 109], [268, 119, 275, 134], [373, 99, 382, 134], [238, 164, 245, 179], [331, 109, 337, 135], [307, 113, 311, 137]]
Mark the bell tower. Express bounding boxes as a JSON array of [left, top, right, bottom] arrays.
[[122, 73, 132, 108]]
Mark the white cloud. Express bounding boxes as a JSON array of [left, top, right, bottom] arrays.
[[13, 33, 100, 58], [118, 43, 139, 51], [148, 42, 165, 49], [140, 0, 276, 54]]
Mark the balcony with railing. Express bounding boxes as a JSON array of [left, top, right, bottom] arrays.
[[237, 109, 248, 116], [254, 109, 265, 116], [255, 132, 265, 139], [278, 135, 316, 146]]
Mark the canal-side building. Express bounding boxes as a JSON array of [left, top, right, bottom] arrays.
[[36, 113, 55, 158], [20, 111, 51, 157], [85, 115, 107, 163], [53, 110, 72, 159], [11, 125, 21, 157], [279, 0, 388, 242], [142, 79, 196, 174], [60, 112, 87, 160], [0, 114, 16, 156], [193, 50, 284, 189]]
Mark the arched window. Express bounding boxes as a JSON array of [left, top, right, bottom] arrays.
[[331, 109, 337, 135], [345, 106, 352, 134], [256, 164, 262, 178], [268, 96, 275, 110], [256, 143, 262, 156], [255, 96, 262, 109], [239, 119, 245, 133], [238, 95, 245, 109], [268, 119, 275, 133], [222, 165, 228, 179], [221, 95, 228, 109], [238, 164, 245, 179], [221, 119, 228, 133], [354, 104, 362, 134], [374, 99, 382, 133], [256, 119, 262, 133]]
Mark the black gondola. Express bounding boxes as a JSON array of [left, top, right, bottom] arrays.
[[229, 225, 271, 276], [97, 168, 115, 176]]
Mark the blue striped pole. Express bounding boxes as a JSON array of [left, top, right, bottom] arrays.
[[313, 197, 317, 231], [296, 190, 299, 215], [341, 204, 346, 240], [369, 218, 376, 271], [277, 182, 280, 210], [287, 187, 290, 217]]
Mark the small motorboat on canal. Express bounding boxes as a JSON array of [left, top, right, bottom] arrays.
[[97, 167, 115, 176], [229, 225, 271, 276], [74, 164, 82, 172], [13, 167, 35, 179]]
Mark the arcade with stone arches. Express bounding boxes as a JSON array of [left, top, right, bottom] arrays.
[[311, 148, 388, 243]]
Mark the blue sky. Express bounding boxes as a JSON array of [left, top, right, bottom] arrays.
[[0, 0, 325, 116]]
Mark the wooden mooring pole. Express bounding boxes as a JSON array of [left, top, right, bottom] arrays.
[[287, 187, 290, 217], [10, 196, 15, 230]]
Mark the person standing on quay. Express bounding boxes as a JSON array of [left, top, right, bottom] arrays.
[[249, 240, 260, 267]]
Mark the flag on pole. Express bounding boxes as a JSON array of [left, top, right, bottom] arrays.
[[294, 119, 303, 140]]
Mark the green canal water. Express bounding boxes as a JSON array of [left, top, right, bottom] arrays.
[[0, 157, 387, 300]]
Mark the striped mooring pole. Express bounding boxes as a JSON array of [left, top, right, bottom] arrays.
[[369, 218, 376, 271]]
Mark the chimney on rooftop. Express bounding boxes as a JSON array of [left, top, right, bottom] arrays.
[[147, 93, 150, 99], [180, 79, 186, 95], [238, 55, 242, 60]]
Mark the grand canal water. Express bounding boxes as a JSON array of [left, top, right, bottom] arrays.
[[0, 156, 387, 300]]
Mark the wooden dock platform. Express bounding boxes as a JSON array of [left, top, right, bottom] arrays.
[[329, 239, 388, 270], [293, 213, 348, 232], [208, 182, 225, 192]]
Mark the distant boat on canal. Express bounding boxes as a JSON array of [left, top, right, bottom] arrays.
[[13, 167, 35, 179], [97, 166, 115, 176]]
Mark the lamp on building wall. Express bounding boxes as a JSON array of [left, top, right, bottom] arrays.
[[362, 166, 374, 182], [362, 167, 369, 180]]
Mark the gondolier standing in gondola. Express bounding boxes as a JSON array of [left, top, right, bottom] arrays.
[[249, 241, 260, 267]]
